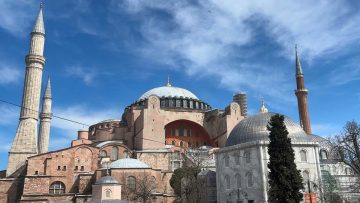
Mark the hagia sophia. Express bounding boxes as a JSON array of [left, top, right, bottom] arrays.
[[0, 4, 358, 203]]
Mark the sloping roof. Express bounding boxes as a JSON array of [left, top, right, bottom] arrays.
[[110, 158, 150, 169]]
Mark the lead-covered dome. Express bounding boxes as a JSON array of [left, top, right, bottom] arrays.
[[95, 176, 119, 185], [110, 158, 150, 169], [226, 112, 311, 147], [138, 86, 199, 101]]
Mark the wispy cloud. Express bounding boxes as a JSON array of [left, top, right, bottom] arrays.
[[108, 0, 360, 103], [312, 123, 341, 137], [0, 66, 21, 85], [0, 104, 19, 124], [0, 0, 35, 36], [329, 59, 360, 86], [52, 105, 120, 138], [64, 65, 110, 85]]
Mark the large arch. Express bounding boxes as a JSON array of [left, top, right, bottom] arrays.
[[165, 119, 214, 149]]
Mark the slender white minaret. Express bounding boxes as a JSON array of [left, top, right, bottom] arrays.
[[38, 77, 52, 154], [7, 4, 46, 177]]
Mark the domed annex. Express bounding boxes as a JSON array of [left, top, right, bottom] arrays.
[[225, 112, 311, 147]]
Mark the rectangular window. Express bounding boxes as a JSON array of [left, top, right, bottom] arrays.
[[187, 129, 191, 136], [171, 128, 176, 136], [34, 171, 39, 175], [75, 166, 78, 171], [57, 166, 61, 171], [62, 166, 66, 171], [81, 166, 84, 171], [176, 99, 181, 107], [179, 128, 184, 136], [183, 100, 188, 108], [189, 101, 193, 108]]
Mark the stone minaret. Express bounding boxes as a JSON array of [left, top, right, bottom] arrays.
[[7, 5, 46, 177], [38, 78, 52, 154], [294, 45, 312, 134]]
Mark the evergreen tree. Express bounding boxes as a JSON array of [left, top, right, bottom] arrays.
[[267, 114, 304, 203]]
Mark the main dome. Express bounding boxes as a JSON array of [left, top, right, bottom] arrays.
[[226, 112, 311, 146], [138, 86, 199, 101]]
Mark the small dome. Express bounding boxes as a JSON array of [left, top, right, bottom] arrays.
[[95, 176, 119, 185], [138, 86, 199, 101], [110, 158, 150, 169], [226, 112, 311, 146]]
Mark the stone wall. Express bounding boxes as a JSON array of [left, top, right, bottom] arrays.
[[0, 178, 23, 203]]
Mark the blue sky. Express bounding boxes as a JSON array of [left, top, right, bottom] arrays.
[[1, 0, 360, 170]]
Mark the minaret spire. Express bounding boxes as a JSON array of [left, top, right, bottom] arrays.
[[32, 3, 45, 35], [294, 45, 312, 134], [295, 44, 303, 75], [166, 75, 172, 87], [38, 77, 52, 154], [260, 97, 268, 113], [7, 4, 46, 177]]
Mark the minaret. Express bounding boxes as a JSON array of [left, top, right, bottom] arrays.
[[7, 4, 46, 177], [38, 77, 52, 154], [294, 45, 312, 134]]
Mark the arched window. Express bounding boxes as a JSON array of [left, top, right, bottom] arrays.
[[300, 150, 307, 162], [105, 189, 112, 198], [188, 142, 192, 148], [151, 176, 156, 192], [246, 172, 253, 187], [100, 150, 107, 158], [171, 140, 176, 146], [111, 147, 118, 161], [49, 181, 65, 194], [234, 152, 240, 165], [244, 151, 251, 164], [224, 154, 229, 167], [124, 150, 129, 158], [180, 141, 184, 148], [235, 174, 241, 188], [224, 175, 230, 190], [127, 176, 136, 191], [320, 150, 328, 160], [345, 168, 352, 175], [302, 170, 309, 181]]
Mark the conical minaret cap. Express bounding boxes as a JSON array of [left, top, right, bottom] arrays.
[[44, 77, 51, 99], [260, 98, 268, 113], [32, 4, 45, 34], [295, 45, 303, 75]]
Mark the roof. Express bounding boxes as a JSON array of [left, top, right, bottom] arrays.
[[110, 158, 150, 169], [138, 86, 199, 101], [95, 176, 119, 185], [32, 5, 45, 34], [226, 112, 312, 146], [96, 140, 124, 148]]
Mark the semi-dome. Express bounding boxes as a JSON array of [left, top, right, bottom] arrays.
[[138, 85, 199, 101], [110, 158, 150, 169], [95, 176, 119, 185], [226, 112, 311, 147]]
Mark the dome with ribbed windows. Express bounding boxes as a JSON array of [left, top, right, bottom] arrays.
[[138, 85, 199, 101]]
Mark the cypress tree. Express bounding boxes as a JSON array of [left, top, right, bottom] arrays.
[[267, 114, 304, 203]]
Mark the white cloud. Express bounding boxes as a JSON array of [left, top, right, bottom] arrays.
[[312, 123, 340, 137], [64, 65, 97, 85], [0, 104, 19, 124], [110, 0, 360, 103], [0, 66, 21, 85], [0, 0, 35, 36], [52, 105, 120, 138]]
